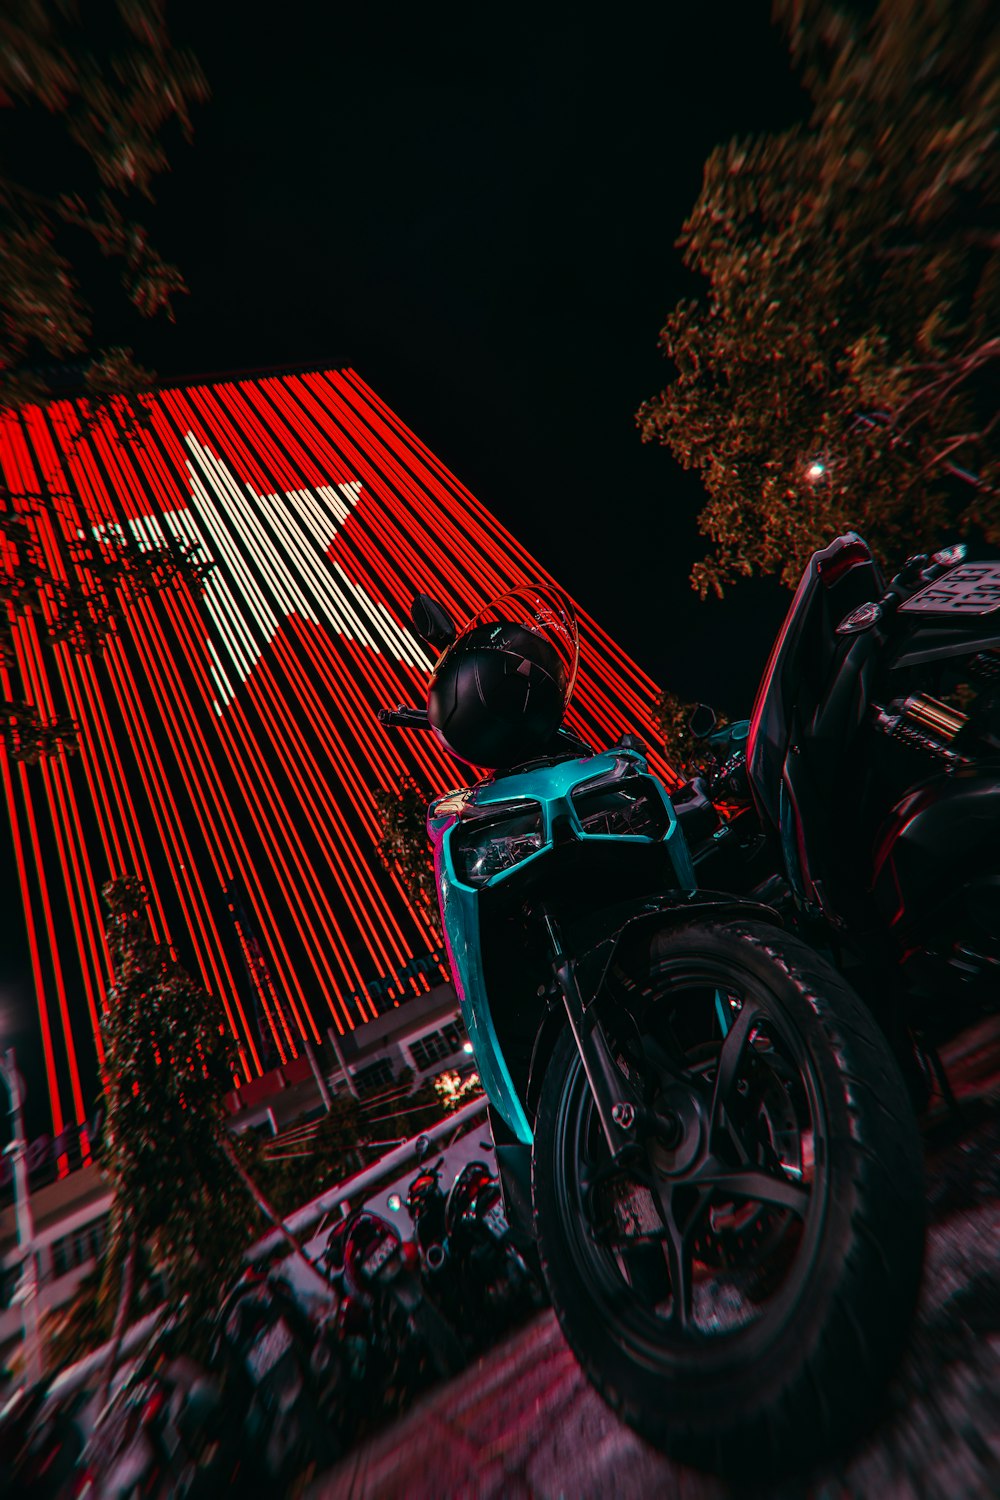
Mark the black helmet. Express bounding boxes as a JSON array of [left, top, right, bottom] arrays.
[[427, 587, 579, 768]]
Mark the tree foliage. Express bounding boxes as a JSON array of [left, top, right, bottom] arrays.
[[0, 2, 211, 761], [0, 498, 212, 761], [637, 0, 1000, 597], [0, 0, 208, 408], [653, 689, 730, 779], [94, 876, 259, 1340], [375, 776, 438, 915]]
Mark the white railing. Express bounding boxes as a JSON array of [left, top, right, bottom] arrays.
[[247, 1093, 487, 1258], [45, 1096, 488, 1402]]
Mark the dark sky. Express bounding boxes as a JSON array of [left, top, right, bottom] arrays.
[[110, 1, 808, 712], [4, 3, 813, 1132]]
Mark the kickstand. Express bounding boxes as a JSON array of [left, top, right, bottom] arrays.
[[923, 1040, 966, 1129]]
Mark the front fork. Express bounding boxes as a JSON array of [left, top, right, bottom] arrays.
[[541, 911, 643, 1159]]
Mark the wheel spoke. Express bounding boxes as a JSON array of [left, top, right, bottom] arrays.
[[694, 1163, 809, 1218], [663, 1211, 694, 1333], [648, 1181, 712, 1335], [708, 999, 761, 1130]]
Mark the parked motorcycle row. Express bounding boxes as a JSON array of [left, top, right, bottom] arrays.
[[0, 1153, 544, 1498]]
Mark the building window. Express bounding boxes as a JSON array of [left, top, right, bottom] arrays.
[[49, 1216, 108, 1281], [353, 1058, 395, 1096], [409, 1024, 464, 1072]]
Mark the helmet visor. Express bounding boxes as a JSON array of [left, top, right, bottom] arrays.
[[453, 586, 579, 712]]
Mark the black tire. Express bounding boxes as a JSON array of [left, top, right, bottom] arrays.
[[532, 919, 925, 1479]]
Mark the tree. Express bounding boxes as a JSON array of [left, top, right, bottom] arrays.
[[375, 776, 438, 916], [85, 877, 313, 1386], [653, 689, 730, 779], [1, 504, 212, 761], [0, 0, 209, 409], [1, 2, 212, 760], [637, 0, 1000, 598]]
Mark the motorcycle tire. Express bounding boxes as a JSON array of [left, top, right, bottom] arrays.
[[532, 918, 925, 1480]]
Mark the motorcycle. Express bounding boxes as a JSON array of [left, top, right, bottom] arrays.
[[394, 1151, 456, 1321], [376, 583, 925, 1478], [319, 1207, 465, 1394], [444, 1159, 543, 1335], [0, 1380, 86, 1498], [78, 1339, 231, 1500], [211, 1268, 343, 1490], [687, 533, 1000, 1105], [392, 1143, 542, 1346]]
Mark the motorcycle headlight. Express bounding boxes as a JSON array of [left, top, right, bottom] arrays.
[[572, 776, 669, 839], [452, 803, 544, 887]]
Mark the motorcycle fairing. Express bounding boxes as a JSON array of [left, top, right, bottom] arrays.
[[870, 765, 1000, 944], [746, 532, 882, 837], [428, 749, 696, 1144]]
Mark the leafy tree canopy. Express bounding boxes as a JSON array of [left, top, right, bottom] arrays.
[[638, 0, 999, 597], [97, 876, 257, 1317], [0, 496, 212, 762], [1, 2, 211, 761], [0, 0, 208, 409], [375, 775, 438, 916]]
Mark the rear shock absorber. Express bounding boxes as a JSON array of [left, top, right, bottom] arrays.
[[873, 694, 971, 765]]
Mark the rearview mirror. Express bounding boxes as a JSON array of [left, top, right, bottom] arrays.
[[687, 703, 718, 740], [411, 594, 456, 649]]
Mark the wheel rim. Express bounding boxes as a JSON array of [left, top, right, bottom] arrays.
[[549, 950, 831, 1374]]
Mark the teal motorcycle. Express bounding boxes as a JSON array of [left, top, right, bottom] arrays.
[[379, 586, 924, 1478]]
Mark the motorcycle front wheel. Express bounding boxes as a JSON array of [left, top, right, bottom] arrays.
[[532, 919, 925, 1479]]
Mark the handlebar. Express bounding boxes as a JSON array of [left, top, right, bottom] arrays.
[[377, 707, 634, 764], [377, 705, 431, 728]]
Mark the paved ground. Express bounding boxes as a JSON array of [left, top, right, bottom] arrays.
[[313, 1020, 1000, 1500]]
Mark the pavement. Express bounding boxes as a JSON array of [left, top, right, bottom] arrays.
[[313, 1019, 1000, 1500]]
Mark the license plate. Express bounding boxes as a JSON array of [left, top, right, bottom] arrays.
[[246, 1319, 293, 1380], [899, 563, 1000, 615], [483, 1202, 508, 1238], [361, 1236, 396, 1279]]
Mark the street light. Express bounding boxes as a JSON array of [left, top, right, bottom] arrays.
[[1, 1048, 43, 1388]]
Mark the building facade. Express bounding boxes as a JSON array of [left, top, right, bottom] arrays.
[[0, 368, 672, 1147]]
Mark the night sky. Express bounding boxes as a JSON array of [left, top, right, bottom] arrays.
[[103, 0, 809, 710], [3, 3, 813, 1130]]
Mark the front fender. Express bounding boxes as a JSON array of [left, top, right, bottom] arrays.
[[525, 890, 781, 1117]]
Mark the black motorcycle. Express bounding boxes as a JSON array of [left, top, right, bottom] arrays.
[[394, 1151, 457, 1320], [444, 1159, 543, 1337], [393, 1144, 542, 1347], [375, 583, 925, 1479], [211, 1268, 344, 1490], [687, 534, 1000, 1104], [319, 1207, 465, 1392]]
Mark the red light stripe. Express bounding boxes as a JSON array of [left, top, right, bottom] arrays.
[[157, 389, 402, 1019], [30, 406, 175, 939], [120, 409, 319, 1051], [1, 417, 115, 1005], [0, 681, 65, 1134], [81, 416, 265, 1076], [52, 408, 246, 1027], [16, 618, 106, 1053]]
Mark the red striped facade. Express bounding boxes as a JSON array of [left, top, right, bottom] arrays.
[[0, 369, 672, 1143]]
